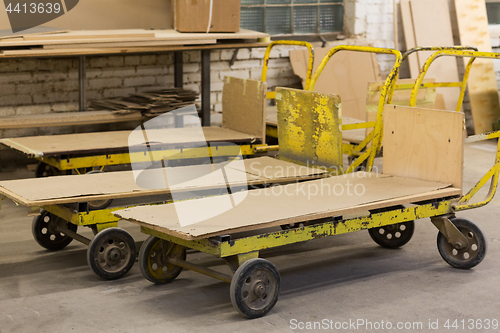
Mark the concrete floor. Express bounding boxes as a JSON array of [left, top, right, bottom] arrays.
[[0, 141, 499, 333]]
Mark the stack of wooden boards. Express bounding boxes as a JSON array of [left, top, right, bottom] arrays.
[[88, 88, 199, 116], [401, 0, 500, 134], [0, 29, 269, 56]]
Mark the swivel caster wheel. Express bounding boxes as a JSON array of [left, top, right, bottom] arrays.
[[437, 218, 486, 269], [368, 221, 415, 249]]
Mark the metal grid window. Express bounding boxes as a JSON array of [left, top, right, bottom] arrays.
[[486, 0, 500, 24], [240, 0, 344, 36]]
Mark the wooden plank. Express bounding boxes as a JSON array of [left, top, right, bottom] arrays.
[[0, 127, 260, 157], [383, 105, 464, 190], [289, 47, 382, 121], [0, 29, 269, 48], [0, 111, 146, 129], [454, 0, 500, 134], [410, 0, 460, 111], [42, 39, 216, 49], [0, 42, 270, 59], [0, 157, 327, 206], [400, 0, 420, 78], [114, 172, 461, 240], [222, 77, 267, 143], [23, 30, 157, 40]]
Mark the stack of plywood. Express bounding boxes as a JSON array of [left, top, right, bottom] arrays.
[[88, 88, 199, 116], [401, 0, 500, 133], [0, 29, 269, 56]]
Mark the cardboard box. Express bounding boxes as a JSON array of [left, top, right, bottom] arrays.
[[172, 0, 240, 33]]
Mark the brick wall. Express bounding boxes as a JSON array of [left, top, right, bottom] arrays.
[[1, 0, 499, 139]]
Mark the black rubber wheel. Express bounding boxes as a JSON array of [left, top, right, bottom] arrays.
[[437, 218, 487, 269], [35, 162, 61, 178], [230, 258, 280, 319], [139, 236, 186, 284], [85, 170, 113, 210], [87, 227, 136, 280], [368, 221, 415, 249], [32, 210, 77, 251]]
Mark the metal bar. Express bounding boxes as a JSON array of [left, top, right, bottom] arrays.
[[216, 201, 454, 257], [166, 257, 232, 283], [56, 225, 91, 245], [37, 144, 266, 170], [342, 121, 376, 131], [78, 56, 86, 111], [201, 49, 211, 127], [174, 51, 183, 88]]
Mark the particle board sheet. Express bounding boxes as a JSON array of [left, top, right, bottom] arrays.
[[409, 0, 461, 111], [0, 111, 146, 129], [0, 127, 258, 157], [114, 172, 461, 240], [383, 105, 464, 191], [454, 0, 500, 134], [289, 47, 382, 121], [0, 157, 327, 206], [222, 77, 267, 143], [266, 105, 278, 127]]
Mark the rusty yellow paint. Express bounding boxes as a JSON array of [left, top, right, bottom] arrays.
[[276, 87, 343, 173], [261, 40, 314, 90]]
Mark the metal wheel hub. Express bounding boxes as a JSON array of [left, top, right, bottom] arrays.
[[97, 238, 131, 272], [443, 228, 477, 261], [241, 269, 275, 310]]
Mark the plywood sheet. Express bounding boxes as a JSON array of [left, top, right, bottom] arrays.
[[0, 111, 145, 129], [114, 172, 461, 240], [400, 0, 420, 78], [0, 157, 327, 206], [222, 77, 267, 143], [289, 47, 382, 120], [454, 0, 500, 134], [383, 105, 464, 190], [410, 0, 460, 111], [0, 127, 258, 157]]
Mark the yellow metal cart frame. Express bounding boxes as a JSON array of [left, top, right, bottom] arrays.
[[121, 49, 500, 318]]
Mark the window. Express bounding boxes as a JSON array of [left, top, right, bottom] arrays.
[[486, 0, 500, 24], [240, 0, 344, 36]]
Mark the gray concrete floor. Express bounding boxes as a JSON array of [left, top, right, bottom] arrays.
[[0, 142, 499, 333]]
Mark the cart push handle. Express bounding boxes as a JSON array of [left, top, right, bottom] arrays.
[[261, 40, 314, 99], [307, 46, 403, 173]]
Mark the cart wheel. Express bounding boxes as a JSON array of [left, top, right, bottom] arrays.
[[368, 221, 415, 249], [32, 210, 77, 251], [230, 258, 280, 319], [87, 227, 136, 280], [437, 218, 486, 269], [35, 162, 61, 178], [85, 170, 113, 210], [139, 236, 186, 284]]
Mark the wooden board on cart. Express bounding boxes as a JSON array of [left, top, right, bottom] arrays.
[[0, 157, 327, 206], [114, 173, 461, 240]]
